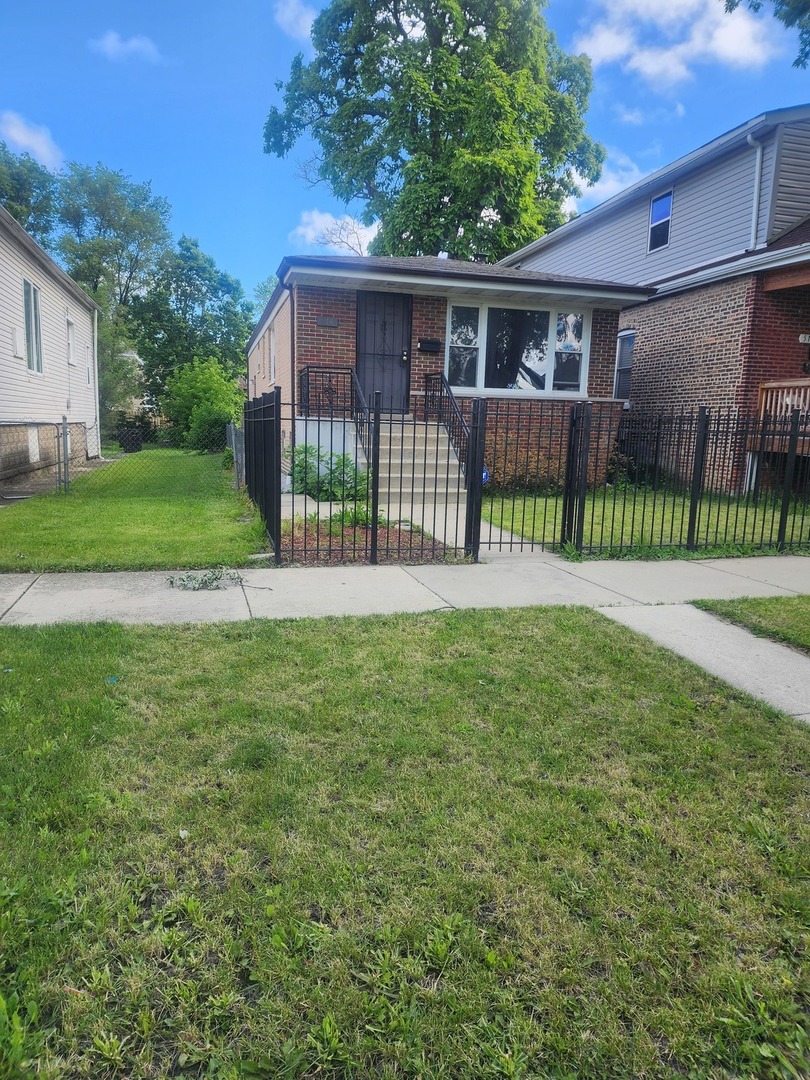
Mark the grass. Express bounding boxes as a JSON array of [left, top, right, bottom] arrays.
[[694, 595, 810, 656], [0, 449, 269, 571], [484, 488, 810, 557], [0, 608, 807, 1078]]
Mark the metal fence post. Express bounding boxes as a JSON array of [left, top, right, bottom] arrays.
[[571, 402, 591, 552], [561, 403, 581, 549], [464, 398, 486, 560], [370, 392, 382, 565], [777, 407, 801, 550], [686, 405, 710, 551], [272, 387, 283, 564], [61, 415, 70, 493]]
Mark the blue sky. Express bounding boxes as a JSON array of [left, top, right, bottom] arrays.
[[1, 0, 808, 302]]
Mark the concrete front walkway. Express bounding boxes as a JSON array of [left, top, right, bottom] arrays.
[[1, 552, 809, 721]]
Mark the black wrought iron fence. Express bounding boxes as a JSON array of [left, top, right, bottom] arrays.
[[480, 401, 810, 556], [244, 389, 474, 565]]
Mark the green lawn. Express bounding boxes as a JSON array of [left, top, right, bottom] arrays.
[[484, 489, 810, 556], [1, 608, 807, 1078], [695, 595, 810, 655], [0, 449, 268, 571]]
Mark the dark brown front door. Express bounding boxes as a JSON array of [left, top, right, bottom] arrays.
[[356, 291, 412, 413]]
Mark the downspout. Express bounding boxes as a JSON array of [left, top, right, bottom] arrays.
[[747, 133, 764, 251], [286, 281, 296, 443], [92, 307, 101, 458]]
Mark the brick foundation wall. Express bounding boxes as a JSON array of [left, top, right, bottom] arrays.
[[0, 422, 87, 482], [454, 397, 624, 489]]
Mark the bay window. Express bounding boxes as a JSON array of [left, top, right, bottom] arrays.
[[447, 303, 588, 395]]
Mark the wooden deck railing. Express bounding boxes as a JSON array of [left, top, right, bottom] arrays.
[[757, 379, 810, 418]]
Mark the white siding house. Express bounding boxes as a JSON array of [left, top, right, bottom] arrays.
[[0, 204, 100, 483]]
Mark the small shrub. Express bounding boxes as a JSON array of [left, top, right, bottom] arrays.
[[291, 445, 369, 501], [222, 446, 234, 469], [330, 504, 387, 528]]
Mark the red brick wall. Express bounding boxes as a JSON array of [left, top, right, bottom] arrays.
[[618, 277, 754, 410], [294, 285, 623, 414], [740, 278, 810, 412], [618, 274, 810, 414], [294, 284, 357, 374], [588, 309, 621, 398]]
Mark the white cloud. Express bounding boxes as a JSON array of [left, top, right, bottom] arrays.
[[0, 112, 63, 170], [565, 150, 650, 216], [290, 210, 379, 254], [575, 0, 781, 89], [274, 0, 316, 40], [88, 30, 163, 64], [616, 105, 645, 125]]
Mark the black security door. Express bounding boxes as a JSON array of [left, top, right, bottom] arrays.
[[356, 292, 412, 412]]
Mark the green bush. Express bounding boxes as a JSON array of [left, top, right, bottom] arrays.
[[185, 403, 232, 452], [291, 445, 369, 501], [162, 359, 243, 435]]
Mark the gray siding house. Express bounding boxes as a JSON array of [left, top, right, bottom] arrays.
[[501, 104, 810, 415]]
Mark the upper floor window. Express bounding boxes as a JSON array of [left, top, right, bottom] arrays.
[[23, 279, 43, 373], [649, 192, 672, 252], [447, 303, 588, 396]]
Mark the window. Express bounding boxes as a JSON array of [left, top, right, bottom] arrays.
[[23, 279, 42, 372], [648, 191, 672, 252], [448, 306, 480, 387], [615, 331, 635, 400], [66, 317, 76, 365], [447, 303, 588, 395]]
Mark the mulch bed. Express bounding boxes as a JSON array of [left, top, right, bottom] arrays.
[[280, 522, 456, 565]]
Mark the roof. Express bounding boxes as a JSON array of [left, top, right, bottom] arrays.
[[0, 204, 99, 313], [501, 103, 810, 269], [247, 254, 653, 351]]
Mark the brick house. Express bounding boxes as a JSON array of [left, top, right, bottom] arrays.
[[501, 104, 810, 420], [247, 254, 650, 413]]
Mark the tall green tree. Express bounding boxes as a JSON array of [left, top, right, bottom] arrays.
[[57, 163, 171, 304], [0, 142, 57, 247], [128, 236, 254, 400], [264, 0, 603, 261], [724, 0, 810, 66]]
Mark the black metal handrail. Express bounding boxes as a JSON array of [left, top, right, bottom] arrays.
[[424, 372, 470, 478], [350, 369, 372, 455]]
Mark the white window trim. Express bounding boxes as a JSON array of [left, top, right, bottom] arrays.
[[444, 299, 591, 398], [648, 190, 673, 254], [23, 278, 43, 375], [614, 329, 635, 400], [66, 315, 77, 366]]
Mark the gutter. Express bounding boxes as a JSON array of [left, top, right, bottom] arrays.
[[747, 133, 764, 250], [653, 243, 810, 295], [286, 281, 296, 420]]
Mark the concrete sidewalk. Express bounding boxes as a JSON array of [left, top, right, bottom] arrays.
[[1, 552, 809, 721]]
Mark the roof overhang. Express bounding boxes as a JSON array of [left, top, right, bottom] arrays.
[[651, 244, 810, 296], [247, 256, 653, 349], [0, 205, 99, 313]]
